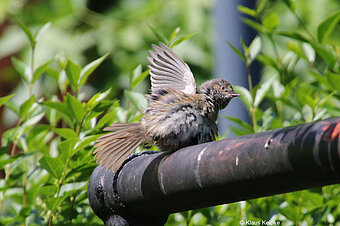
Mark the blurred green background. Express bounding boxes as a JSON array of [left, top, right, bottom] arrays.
[[0, 0, 213, 105], [1, 0, 340, 225]]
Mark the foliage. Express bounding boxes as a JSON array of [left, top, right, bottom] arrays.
[[0, 19, 196, 225], [0, 0, 212, 225], [1, 0, 340, 225], [168, 1, 340, 225], [0, 22, 110, 225]]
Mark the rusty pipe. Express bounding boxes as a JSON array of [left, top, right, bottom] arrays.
[[88, 117, 340, 224]]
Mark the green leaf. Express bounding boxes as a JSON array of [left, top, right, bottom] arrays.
[[65, 60, 81, 90], [248, 36, 262, 63], [279, 205, 298, 222], [256, 54, 279, 71], [262, 12, 279, 30], [0, 94, 14, 107], [233, 85, 253, 108], [11, 56, 31, 83], [95, 111, 117, 129], [254, 77, 274, 107], [317, 10, 340, 43], [259, 108, 275, 132], [33, 59, 53, 82], [256, 0, 267, 15], [309, 71, 333, 90], [20, 112, 44, 129], [318, 91, 336, 108], [42, 100, 73, 121], [242, 18, 267, 33], [0, 150, 19, 166], [4, 101, 19, 115], [39, 156, 64, 179], [288, 41, 307, 60], [124, 90, 147, 109], [74, 134, 101, 153], [170, 32, 196, 48], [130, 65, 149, 90], [238, 5, 256, 17], [130, 64, 142, 89], [227, 41, 246, 63], [66, 93, 84, 124], [44, 196, 65, 212], [38, 185, 58, 197], [326, 71, 340, 94], [9, 151, 38, 171], [311, 42, 337, 68], [302, 43, 315, 63], [225, 116, 254, 134], [34, 22, 51, 42], [83, 110, 102, 126], [296, 85, 314, 108], [17, 21, 35, 47], [169, 27, 181, 45], [58, 138, 77, 156], [26, 124, 51, 149], [276, 31, 309, 42], [19, 95, 35, 119], [87, 88, 112, 109], [300, 190, 323, 210], [79, 53, 109, 87], [149, 26, 168, 44], [45, 67, 59, 81], [240, 38, 248, 54], [52, 128, 77, 139], [282, 0, 295, 12], [59, 182, 87, 196], [92, 100, 114, 112]]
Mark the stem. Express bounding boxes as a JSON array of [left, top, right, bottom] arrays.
[[50, 156, 71, 224], [69, 194, 76, 223], [245, 56, 257, 132], [76, 108, 89, 136], [250, 107, 257, 132], [29, 44, 35, 96], [48, 214, 53, 226], [53, 106, 86, 222], [23, 172, 28, 226], [74, 88, 78, 99], [247, 64, 253, 95], [10, 140, 18, 156]]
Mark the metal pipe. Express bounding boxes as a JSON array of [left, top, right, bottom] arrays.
[[88, 117, 340, 224]]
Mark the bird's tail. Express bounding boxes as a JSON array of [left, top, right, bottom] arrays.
[[94, 123, 145, 172]]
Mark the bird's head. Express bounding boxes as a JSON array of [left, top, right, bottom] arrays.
[[199, 78, 240, 110]]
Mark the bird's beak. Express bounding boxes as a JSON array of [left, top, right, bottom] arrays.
[[229, 92, 241, 98]]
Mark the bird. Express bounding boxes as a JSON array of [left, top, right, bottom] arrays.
[[94, 42, 240, 172]]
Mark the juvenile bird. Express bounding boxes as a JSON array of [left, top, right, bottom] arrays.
[[94, 42, 240, 172]]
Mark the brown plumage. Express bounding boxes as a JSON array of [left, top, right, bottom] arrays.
[[94, 42, 240, 172]]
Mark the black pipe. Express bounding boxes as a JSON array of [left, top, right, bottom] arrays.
[[88, 117, 340, 225]]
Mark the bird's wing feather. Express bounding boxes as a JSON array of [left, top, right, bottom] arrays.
[[147, 42, 196, 95]]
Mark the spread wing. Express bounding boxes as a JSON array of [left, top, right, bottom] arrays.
[[146, 42, 197, 95]]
